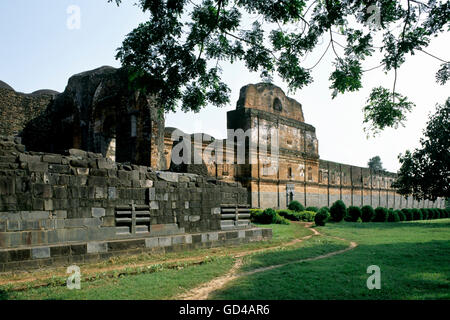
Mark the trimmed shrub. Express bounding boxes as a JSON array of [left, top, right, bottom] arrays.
[[273, 214, 291, 225], [288, 201, 304, 212], [373, 207, 388, 222], [361, 205, 375, 222], [305, 206, 319, 212], [250, 209, 263, 222], [300, 211, 316, 222], [412, 208, 423, 220], [441, 209, 448, 218], [254, 208, 275, 224], [438, 208, 445, 218], [387, 209, 400, 222], [315, 207, 330, 226], [434, 208, 441, 219], [420, 208, 428, 220], [402, 209, 413, 221], [423, 208, 433, 220], [252, 208, 291, 225], [330, 200, 347, 222], [277, 210, 300, 221], [396, 210, 405, 221], [347, 206, 362, 222]]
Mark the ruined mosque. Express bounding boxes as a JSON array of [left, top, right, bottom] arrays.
[[0, 66, 445, 271]]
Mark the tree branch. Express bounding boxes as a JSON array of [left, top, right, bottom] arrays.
[[196, 0, 223, 64], [306, 40, 331, 70], [418, 49, 449, 63]]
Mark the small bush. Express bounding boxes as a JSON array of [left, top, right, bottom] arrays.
[[441, 209, 448, 218], [330, 200, 347, 222], [420, 208, 428, 220], [387, 209, 400, 222], [288, 201, 304, 212], [250, 209, 263, 222], [347, 206, 362, 222], [305, 206, 319, 212], [434, 208, 441, 219], [373, 207, 388, 222], [315, 207, 330, 226], [396, 210, 405, 221], [254, 208, 275, 224], [412, 208, 423, 220], [300, 211, 316, 222], [273, 213, 291, 225], [252, 208, 291, 225], [402, 209, 413, 221], [277, 210, 300, 221], [361, 205, 375, 222]]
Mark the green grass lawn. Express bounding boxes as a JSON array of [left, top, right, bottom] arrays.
[[1, 257, 235, 300], [210, 219, 450, 300], [0, 223, 310, 300], [2, 220, 449, 300], [240, 236, 348, 272]]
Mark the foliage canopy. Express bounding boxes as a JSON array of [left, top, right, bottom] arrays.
[[110, 0, 449, 135]]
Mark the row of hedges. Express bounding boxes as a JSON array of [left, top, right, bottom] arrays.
[[304, 199, 449, 224], [347, 205, 449, 223], [251, 200, 448, 226]]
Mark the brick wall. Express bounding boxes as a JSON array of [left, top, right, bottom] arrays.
[[0, 135, 249, 252]]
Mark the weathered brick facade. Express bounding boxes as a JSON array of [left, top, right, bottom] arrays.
[[164, 83, 446, 210]]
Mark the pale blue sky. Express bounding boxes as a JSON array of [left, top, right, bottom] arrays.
[[1, 1, 449, 172]]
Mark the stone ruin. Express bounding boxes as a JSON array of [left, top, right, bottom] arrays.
[[0, 65, 445, 272], [0, 67, 270, 272]]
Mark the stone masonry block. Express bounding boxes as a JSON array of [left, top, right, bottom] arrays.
[[87, 242, 108, 254], [145, 238, 159, 248], [92, 207, 106, 218], [31, 247, 51, 259], [150, 201, 159, 210], [208, 232, 219, 241], [158, 237, 172, 247]]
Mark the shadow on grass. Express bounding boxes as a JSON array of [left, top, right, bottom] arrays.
[[210, 239, 450, 300]]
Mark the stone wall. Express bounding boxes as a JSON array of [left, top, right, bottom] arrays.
[[0, 135, 263, 272], [0, 87, 56, 136], [19, 66, 165, 169]]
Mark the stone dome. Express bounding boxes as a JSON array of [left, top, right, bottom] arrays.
[[30, 89, 60, 96]]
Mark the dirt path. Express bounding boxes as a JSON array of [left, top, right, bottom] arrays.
[[177, 224, 357, 300]]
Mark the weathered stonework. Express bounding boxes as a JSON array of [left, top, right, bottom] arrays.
[[19, 66, 165, 169], [163, 83, 446, 210], [0, 85, 57, 137], [0, 135, 262, 272]]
